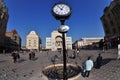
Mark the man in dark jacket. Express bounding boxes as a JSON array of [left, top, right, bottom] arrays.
[[96, 53, 102, 69], [11, 52, 17, 63]]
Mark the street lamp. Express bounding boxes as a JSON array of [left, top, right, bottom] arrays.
[[58, 25, 69, 80], [58, 25, 69, 33], [52, 2, 72, 80]]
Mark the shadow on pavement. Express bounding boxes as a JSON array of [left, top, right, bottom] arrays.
[[31, 57, 38, 61], [101, 58, 116, 66], [17, 58, 26, 63], [0, 60, 6, 63], [93, 58, 116, 69]]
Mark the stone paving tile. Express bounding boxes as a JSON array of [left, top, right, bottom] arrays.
[[0, 49, 120, 80]]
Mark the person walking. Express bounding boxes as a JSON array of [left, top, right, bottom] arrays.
[[96, 53, 102, 69], [76, 49, 79, 56], [16, 52, 21, 62], [11, 51, 17, 63], [82, 56, 94, 77], [71, 51, 76, 59], [29, 50, 36, 60], [32, 51, 35, 59], [29, 51, 32, 60]]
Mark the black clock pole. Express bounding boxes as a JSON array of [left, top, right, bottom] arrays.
[[52, 2, 71, 80], [60, 20, 67, 80]]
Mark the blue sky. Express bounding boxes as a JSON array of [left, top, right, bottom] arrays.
[[4, 0, 112, 46]]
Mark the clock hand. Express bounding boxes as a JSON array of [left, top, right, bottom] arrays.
[[57, 5, 61, 9], [57, 5, 63, 10], [61, 5, 64, 9]]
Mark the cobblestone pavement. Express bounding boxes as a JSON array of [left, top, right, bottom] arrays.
[[0, 49, 119, 80]]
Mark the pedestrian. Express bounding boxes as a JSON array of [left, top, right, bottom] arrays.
[[71, 51, 76, 59], [96, 53, 102, 69], [82, 56, 94, 77], [29, 50, 36, 60], [76, 49, 79, 56], [32, 51, 35, 59], [11, 51, 17, 63], [16, 52, 21, 62], [117, 44, 120, 60], [29, 51, 32, 60]]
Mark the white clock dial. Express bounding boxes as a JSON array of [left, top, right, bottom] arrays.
[[53, 3, 71, 16]]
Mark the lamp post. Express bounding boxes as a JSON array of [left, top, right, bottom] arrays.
[[52, 2, 72, 80], [58, 24, 69, 80]]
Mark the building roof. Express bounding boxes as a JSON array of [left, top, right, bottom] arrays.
[[6, 30, 18, 34], [27, 30, 39, 38]]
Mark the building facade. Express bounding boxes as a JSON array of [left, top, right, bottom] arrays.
[[0, 0, 9, 52], [5, 30, 21, 52], [46, 30, 72, 51], [26, 31, 42, 51], [72, 39, 84, 49], [73, 37, 103, 49], [101, 0, 120, 47]]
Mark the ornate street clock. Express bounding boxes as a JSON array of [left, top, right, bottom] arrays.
[[51, 2, 72, 80], [52, 2, 72, 20]]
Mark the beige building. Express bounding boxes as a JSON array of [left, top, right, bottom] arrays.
[[73, 37, 103, 49], [72, 39, 84, 49], [46, 30, 72, 51], [82, 38, 104, 46], [0, 0, 9, 52], [26, 31, 42, 51], [101, 0, 120, 47]]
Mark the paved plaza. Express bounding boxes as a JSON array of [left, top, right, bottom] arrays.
[[0, 49, 120, 80]]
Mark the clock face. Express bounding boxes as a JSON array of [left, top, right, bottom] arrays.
[[52, 3, 71, 16]]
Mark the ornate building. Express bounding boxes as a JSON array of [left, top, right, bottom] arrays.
[[26, 31, 42, 51], [0, 0, 9, 52], [5, 30, 21, 52], [101, 0, 120, 47], [46, 30, 72, 51]]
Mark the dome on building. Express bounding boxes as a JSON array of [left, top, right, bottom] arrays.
[[29, 31, 37, 35]]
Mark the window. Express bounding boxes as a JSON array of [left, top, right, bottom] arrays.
[[110, 20, 114, 26], [111, 5, 120, 16], [118, 26, 120, 34], [104, 23, 108, 28], [112, 28, 116, 34], [106, 29, 110, 34], [107, 14, 111, 19]]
